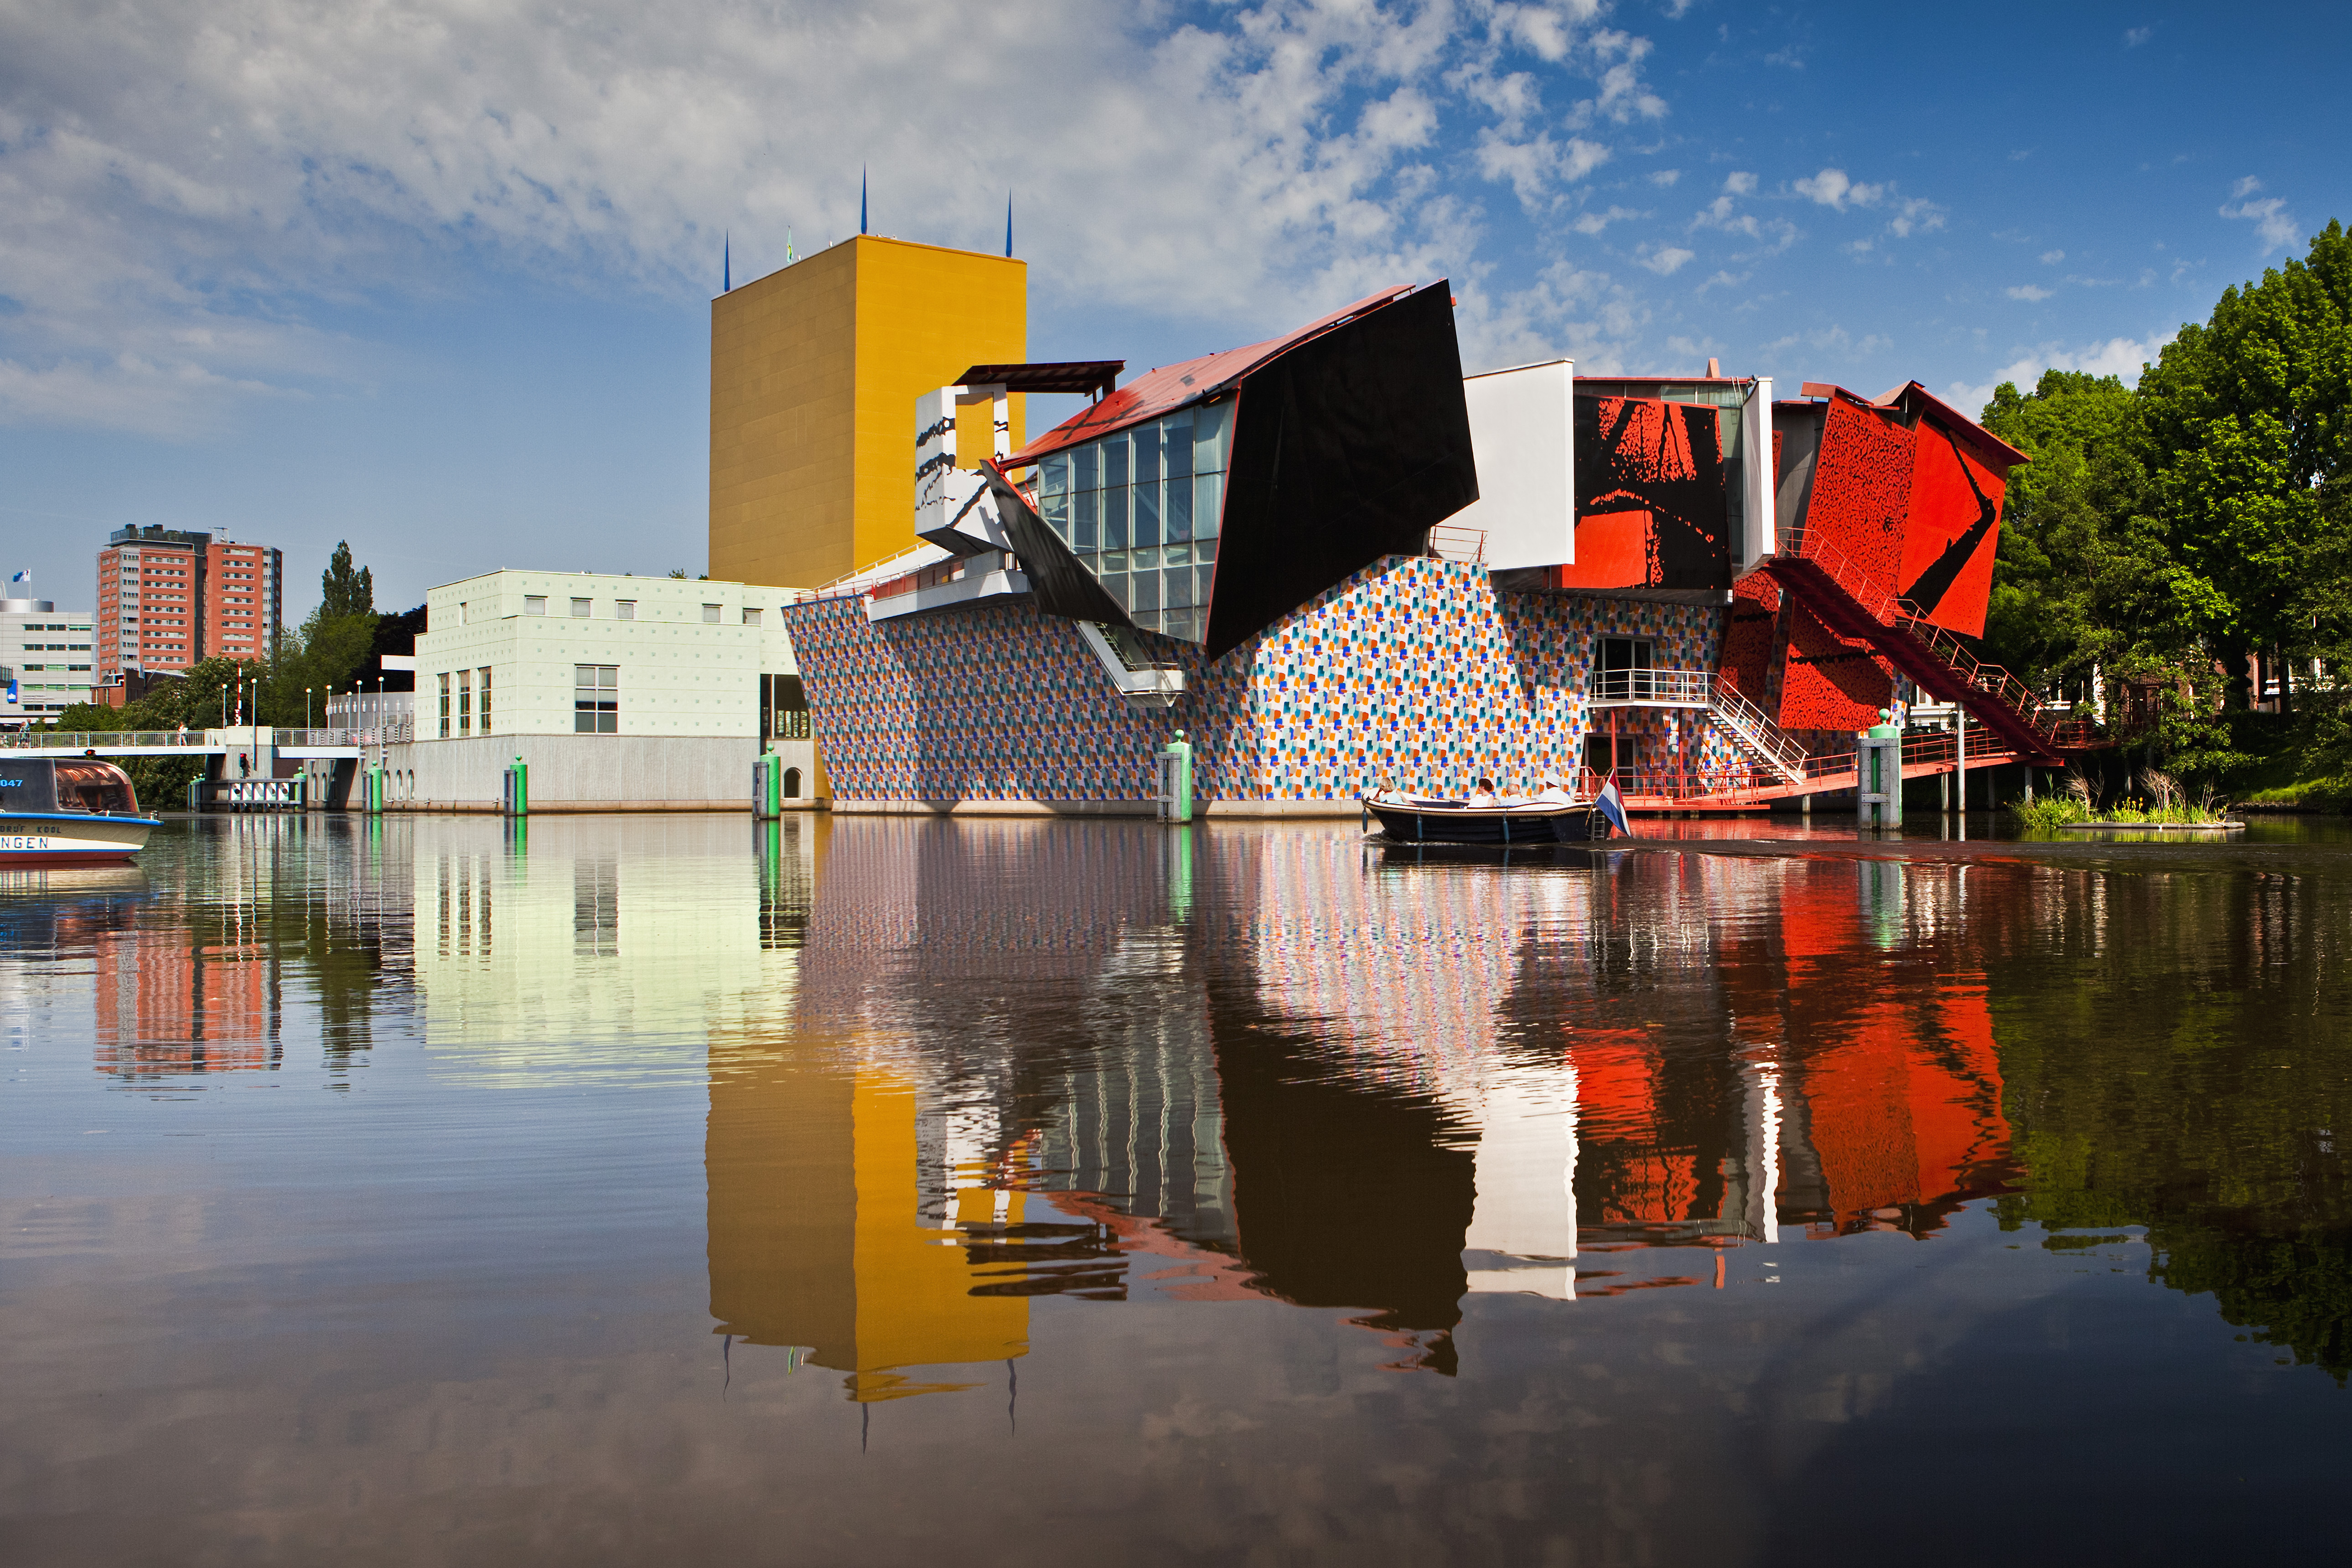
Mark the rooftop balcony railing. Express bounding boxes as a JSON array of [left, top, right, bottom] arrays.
[[1588, 668, 1712, 706]]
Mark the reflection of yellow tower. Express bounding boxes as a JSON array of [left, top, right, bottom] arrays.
[[707, 1046, 1029, 1401], [709, 235, 1027, 590]]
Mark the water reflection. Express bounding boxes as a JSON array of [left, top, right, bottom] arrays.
[[10, 813, 2352, 1561]]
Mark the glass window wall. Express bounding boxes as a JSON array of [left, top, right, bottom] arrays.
[[1033, 399, 1230, 644]]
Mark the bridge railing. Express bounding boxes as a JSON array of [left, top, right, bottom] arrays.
[[1, 730, 207, 750]]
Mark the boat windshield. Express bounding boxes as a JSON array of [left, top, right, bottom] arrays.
[[52, 761, 140, 816]]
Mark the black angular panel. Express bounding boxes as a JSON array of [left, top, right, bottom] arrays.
[[1202, 282, 1479, 660], [984, 469, 1136, 629]]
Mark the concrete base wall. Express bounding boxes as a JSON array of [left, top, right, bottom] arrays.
[[376, 733, 826, 814], [826, 797, 1363, 819]]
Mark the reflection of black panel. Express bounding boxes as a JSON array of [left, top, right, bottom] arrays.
[[1770, 400, 1825, 554], [1205, 283, 1478, 659], [1570, 395, 1731, 591], [986, 470, 1137, 630], [1213, 1014, 1473, 1366]]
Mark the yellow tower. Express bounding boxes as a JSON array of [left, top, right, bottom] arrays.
[[710, 235, 1027, 590]]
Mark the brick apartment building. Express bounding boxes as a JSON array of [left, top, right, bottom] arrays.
[[95, 525, 284, 684]]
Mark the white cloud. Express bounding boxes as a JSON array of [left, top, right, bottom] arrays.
[[1792, 168, 1884, 210], [2040, 249, 2065, 264], [1570, 205, 1648, 235], [1722, 171, 1759, 196], [2220, 178, 2301, 251], [1941, 332, 2176, 415], [1636, 245, 1694, 275], [2005, 285, 2055, 302], [0, 0, 1677, 434], [2124, 26, 2152, 46], [1648, 168, 1681, 187]]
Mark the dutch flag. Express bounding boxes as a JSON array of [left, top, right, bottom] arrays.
[[1596, 773, 1632, 838], [8, 571, 26, 585]]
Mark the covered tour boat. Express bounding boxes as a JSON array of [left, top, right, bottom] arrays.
[[1363, 792, 1614, 846], [0, 758, 159, 865]]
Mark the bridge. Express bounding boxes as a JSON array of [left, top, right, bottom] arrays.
[[0, 728, 372, 761]]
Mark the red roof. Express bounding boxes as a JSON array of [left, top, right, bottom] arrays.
[[1004, 284, 1422, 468]]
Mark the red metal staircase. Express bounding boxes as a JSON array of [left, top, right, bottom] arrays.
[[1760, 535, 2089, 766]]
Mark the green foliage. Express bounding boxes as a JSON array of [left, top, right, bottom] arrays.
[[1981, 219, 2352, 788], [320, 540, 374, 618], [2010, 796, 2091, 829], [263, 608, 378, 724]]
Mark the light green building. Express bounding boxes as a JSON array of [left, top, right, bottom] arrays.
[[386, 570, 821, 812], [418, 570, 808, 740]]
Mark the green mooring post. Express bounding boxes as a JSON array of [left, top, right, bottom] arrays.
[[1858, 708, 1903, 828], [364, 763, 384, 814], [503, 756, 528, 818], [1155, 730, 1194, 823]]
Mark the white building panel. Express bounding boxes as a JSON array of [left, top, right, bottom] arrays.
[[1453, 359, 1575, 571]]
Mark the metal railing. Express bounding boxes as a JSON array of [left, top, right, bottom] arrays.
[[1425, 525, 1487, 564], [1781, 532, 2112, 752], [1590, 668, 1712, 705], [1708, 679, 1811, 783], [2, 730, 207, 750]]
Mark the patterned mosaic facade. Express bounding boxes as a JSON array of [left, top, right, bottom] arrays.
[[782, 556, 1736, 805]]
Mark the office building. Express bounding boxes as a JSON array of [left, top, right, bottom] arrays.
[[0, 596, 96, 724], [710, 235, 1028, 591]]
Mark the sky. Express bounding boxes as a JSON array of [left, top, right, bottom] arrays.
[[1, 0, 2346, 615]]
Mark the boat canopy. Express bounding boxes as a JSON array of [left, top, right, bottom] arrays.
[[0, 758, 142, 816]]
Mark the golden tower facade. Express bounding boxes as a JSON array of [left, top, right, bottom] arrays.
[[710, 235, 1027, 590]]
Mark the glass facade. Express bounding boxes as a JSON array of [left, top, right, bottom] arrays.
[[1033, 401, 1230, 644]]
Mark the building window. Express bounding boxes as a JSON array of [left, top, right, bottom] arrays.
[[438, 673, 451, 738], [702, 603, 721, 624], [1595, 637, 1656, 701], [742, 607, 762, 626], [574, 664, 618, 733], [570, 597, 592, 618], [525, 595, 548, 616], [761, 673, 810, 740], [479, 667, 492, 734], [457, 669, 472, 735], [616, 600, 636, 621], [783, 767, 802, 798]]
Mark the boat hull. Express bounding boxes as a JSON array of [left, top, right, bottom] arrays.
[[1366, 800, 1610, 845], [0, 813, 158, 866]]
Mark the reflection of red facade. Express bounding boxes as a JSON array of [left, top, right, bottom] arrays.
[[93, 929, 275, 1077], [1572, 1034, 1704, 1226], [1798, 986, 2007, 1229]]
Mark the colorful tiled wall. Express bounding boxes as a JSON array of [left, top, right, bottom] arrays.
[[782, 556, 1735, 804]]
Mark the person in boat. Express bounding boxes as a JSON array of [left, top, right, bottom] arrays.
[[1533, 775, 1575, 805], [1467, 777, 1499, 807]]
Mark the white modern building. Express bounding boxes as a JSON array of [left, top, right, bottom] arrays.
[[1, 598, 96, 726], [381, 570, 821, 812]]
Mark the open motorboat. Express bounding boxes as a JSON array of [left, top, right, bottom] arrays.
[[0, 758, 159, 866], [1363, 791, 1614, 846]]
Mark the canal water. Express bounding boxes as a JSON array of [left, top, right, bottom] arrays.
[[5, 813, 2350, 1565]]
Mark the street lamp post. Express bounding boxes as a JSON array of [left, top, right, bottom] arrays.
[[306, 686, 313, 732]]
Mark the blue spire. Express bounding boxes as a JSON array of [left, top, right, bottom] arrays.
[[1005, 194, 1013, 257], [860, 167, 868, 235], [723, 232, 730, 293]]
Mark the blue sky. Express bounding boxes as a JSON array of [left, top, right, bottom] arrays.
[[2, 0, 2344, 614]]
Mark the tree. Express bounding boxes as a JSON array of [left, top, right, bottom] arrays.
[[2136, 220, 2352, 708], [321, 541, 374, 617]]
